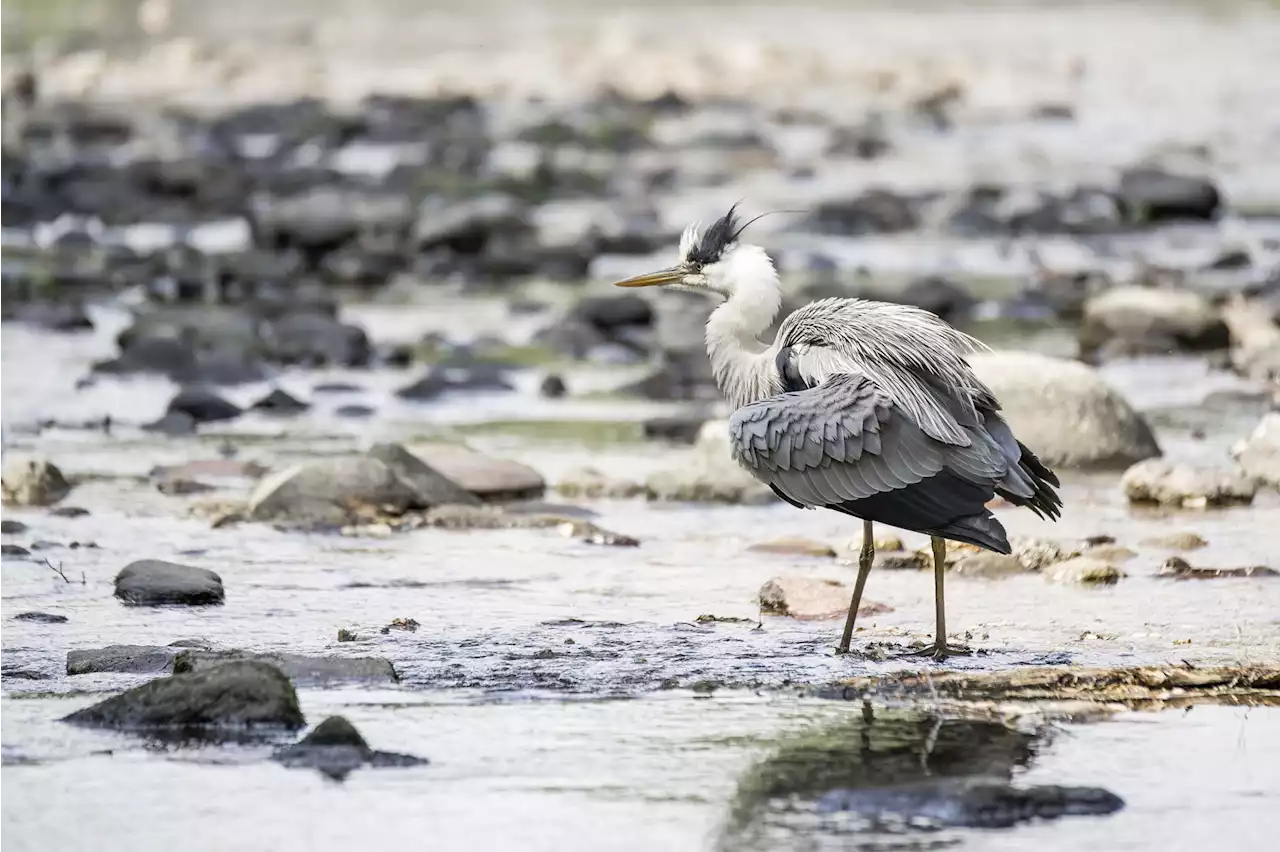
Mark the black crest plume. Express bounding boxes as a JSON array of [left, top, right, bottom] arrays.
[[685, 202, 797, 267]]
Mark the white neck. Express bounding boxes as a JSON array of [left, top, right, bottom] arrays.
[[704, 244, 784, 410]]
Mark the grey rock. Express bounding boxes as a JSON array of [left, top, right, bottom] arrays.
[[114, 560, 225, 606], [366, 443, 479, 507], [1, 458, 72, 506], [1043, 557, 1125, 585], [13, 611, 68, 624], [952, 552, 1029, 579], [797, 190, 919, 235], [1011, 537, 1082, 571], [407, 443, 545, 502], [539, 374, 568, 399], [247, 456, 421, 525], [1, 544, 31, 558], [1121, 459, 1256, 508], [68, 644, 177, 675], [968, 351, 1161, 469], [1080, 287, 1227, 358], [62, 660, 304, 732], [166, 388, 243, 424], [1233, 413, 1280, 489], [759, 576, 891, 619], [1141, 531, 1208, 550], [250, 388, 310, 414], [264, 312, 372, 368], [1, 519, 27, 534], [272, 715, 428, 780], [143, 411, 198, 435], [175, 650, 398, 686], [1117, 167, 1220, 223], [1158, 557, 1278, 580]]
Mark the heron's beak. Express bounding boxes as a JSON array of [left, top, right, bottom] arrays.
[[613, 267, 683, 288]]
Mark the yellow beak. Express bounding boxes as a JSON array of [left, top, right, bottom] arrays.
[[612, 267, 683, 288]]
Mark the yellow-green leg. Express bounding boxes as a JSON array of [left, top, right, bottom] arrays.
[[836, 520, 875, 654]]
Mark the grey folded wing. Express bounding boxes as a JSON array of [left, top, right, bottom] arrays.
[[728, 372, 1007, 508]]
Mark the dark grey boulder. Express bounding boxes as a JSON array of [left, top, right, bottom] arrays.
[[114, 560, 225, 606], [14, 611, 68, 624], [68, 644, 177, 675], [366, 442, 479, 508], [143, 411, 198, 435], [174, 650, 398, 686], [61, 661, 304, 733], [1118, 167, 1220, 224], [272, 715, 428, 780], [250, 388, 310, 414], [1, 519, 27, 534], [247, 456, 420, 525], [166, 388, 243, 424]]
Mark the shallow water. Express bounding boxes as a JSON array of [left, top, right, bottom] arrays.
[[4, 283, 1280, 851]]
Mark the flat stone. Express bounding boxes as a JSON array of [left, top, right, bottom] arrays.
[[61, 660, 303, 733], [1141, 532, 1208, 550], [248, 456, 421, 525], [747, 538, 837, 558], [68, 645, 177, 675], [1, 519, 28, 534], [174, 650, 398, 686], [1043, 557, 1125, 586], [13, 612, 68, 624], [1157, 557, 1278, 580], [406, 442, 545, 502], [952, 552, 1029, 579], [366, 442, 479, 507], [1121, 459, 1256, 508], [114, 560, 225, 606], [759, 576, 892, 620]]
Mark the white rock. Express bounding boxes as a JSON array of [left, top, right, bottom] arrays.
[[1121, 459, 1256, 508], [1232, 412, 1280, 489]]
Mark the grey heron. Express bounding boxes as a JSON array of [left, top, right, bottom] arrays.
[[614, 205, 1062, 659]]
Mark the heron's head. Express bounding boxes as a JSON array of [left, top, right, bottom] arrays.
[[613, 203, 776, 299]]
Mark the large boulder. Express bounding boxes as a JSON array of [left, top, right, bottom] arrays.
[[406, 443, 545, 502], [2, 458, 72, 506], [1080, 287, 1228, 358], [114, 560, 225, 606], [366, 443, 480, 507], [61, 660, 304, 732], [1233, 413, 1280, 489], [968, 351, 1161, 469], [248, 456, 422, 525]]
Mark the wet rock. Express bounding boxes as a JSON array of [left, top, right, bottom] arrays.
[[797, 190, 919, 235], [540, 374, 568, 399], [1232, 413, 1280, 489], [554, 468, 646, 499], [167, 387, 243, 424], [1121, 459, 1256, 508], [365, 442, 479, 507], [968, 351, 1161, 469], [68, 644, 178, 675], [49, 505, 90, 518], [642, 415, 708, 444], [1083, 544, 1138, 563], [952, 552, 1029, 579], [248, 456, 421, 525], [13, 302, 94, 332], [143, 410, 198, 435], [890, 276, 977, 325], [335, 404, 376, 418], [153, 460, 268, 481], [747, 538, 837, 559], [263, 312, 372, 368], [1, 458, 72, 506], [1011, 538, 1081, 571], [817, 778, 1124, 829], [1117, 167, 1221, 224], [62, 660, 304, 733], [1043, 557, 1124, 586], [1, 544, 31, 558], [1157, 557, 1277, 580], [13, 612, 68, 624], [1141, 531, 1208, 550], [408, 443, 545, 502], [396, 363, 515, 401], [1, 519, 27, 534], [1080, 287, 1228, 358], [114, 560, 225, 606], [174, 651, 398, 686], [250, 388, 310, 414], [759, 576, 891, 620], [272, 716, 427, 780]]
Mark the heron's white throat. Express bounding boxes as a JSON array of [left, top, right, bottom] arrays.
[[704, 243, 785, 409]]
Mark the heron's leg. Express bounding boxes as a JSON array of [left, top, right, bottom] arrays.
[[902, 536, 972, 661], [836, 520, 875, 655]]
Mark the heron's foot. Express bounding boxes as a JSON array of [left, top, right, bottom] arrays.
[[900, 642, 972, 661]]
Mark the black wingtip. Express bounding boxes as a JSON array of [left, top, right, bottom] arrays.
[[934, 512, 1011, 555]]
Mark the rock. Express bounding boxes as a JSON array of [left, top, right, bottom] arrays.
[[13, 612, 68, 624], [365, 443, 479, 507], [250, 388, 310, 414], [540, 374, 568, 399], [1043, 557, 1124, 586], [2, 544, 31, 558], [49, 505, 89, 518], [1157, 557, 1278, 580], [642, 416, 707, 444], [891, 276, 977, 325], [572, 294, 654, 332], [1, 519, 27, 534], [1012, 538, 1081, 571], [61, 661, 304, 732], [1141, 531, 1208, 550], [13, 302, 94, 332], [263, 312, 372, 368], [1222, 299, 1280, 383], [248, 456, 422, 525], [952, 552, 1029, 578], [1121, 459, 1256, 508], [174, 651, 398, 686], [68, 645, 178, 675], [114, 560, 225, 606], [747, 538, 837, 558], [272, 715, 427, 780], [336, 404, 376, 418], [817, 778, 1124, 828], [1080, 287, 1228, 358], [797, 190, 919, 235], [396, 364, 515, 401], [620, 348, 717, 401], [554, 468, 646, 499], [166, 388, 243, 424], [759, 576, 892, 620], [407, 443, 545, 501], [1233, 413, 1280, 489], [1117, 167, 1221, 223], [143, 411, 198, 435], [2, 459, 72, 506], [967, 351, 1161, 469], [1083, 544, 1138, 563]]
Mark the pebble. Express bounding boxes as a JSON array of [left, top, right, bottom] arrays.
[[1043, 557, 1125, 586]]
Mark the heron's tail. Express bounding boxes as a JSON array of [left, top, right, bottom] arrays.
[[932, 512, 1011, 555]]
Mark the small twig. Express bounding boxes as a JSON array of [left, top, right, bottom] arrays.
[[42, 557, 83, 585]]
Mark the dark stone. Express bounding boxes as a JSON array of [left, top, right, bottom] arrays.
[[1158, 557, 1278, 580], [13, 611, 68, 624], [313, 381, 363, 394], [264, 312, 372, 368], [61, 660, 304, 733], [620, 349, 718, 400], [49, 506, 89, 517], [174, 650, 398, 686], [396, 364, 514, 401], [413, 193, 528, 252], [68, 644, 177, 675], [797, 191, 919, 236], [335, 404, 376, 418], [1, 519, 27, 534], [114, 559, 225, 606], [2, 544, 31, 558], [891, 276, 977, 324], [250, 388, 310, 414], [540, 374, 568, 399], [272, 715, 428, 780], [13, 302, 94, 332], [366, 442, 479, 507], [642, 416, 706, 444], [143, 411, 198, 435], [166, 388, 242, 424], [572, 294, 654, 332], [94, 337, 200, 381], [1118, 168, 1221, 224]]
